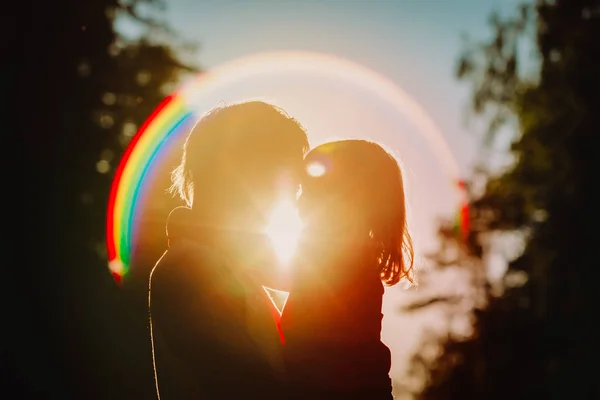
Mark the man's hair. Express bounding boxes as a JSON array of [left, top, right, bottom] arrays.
[[170, 100, 310, 210]]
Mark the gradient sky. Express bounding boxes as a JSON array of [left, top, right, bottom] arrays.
[[166, 0, 519, 164], [116, 0, 524, 249], [117, 0, 521, 395], [118, 0, 520, 174]]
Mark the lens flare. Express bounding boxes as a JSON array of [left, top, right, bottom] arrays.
[[264, 200, 303, 264], [262, 285, 290, 315], [307, 162, 326, 177]]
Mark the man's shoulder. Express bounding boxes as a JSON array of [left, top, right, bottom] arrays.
[[150, 240, 222, 288]]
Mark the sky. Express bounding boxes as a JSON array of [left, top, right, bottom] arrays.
[[115, 0, 526, 253], [117, 0, 522, 394]]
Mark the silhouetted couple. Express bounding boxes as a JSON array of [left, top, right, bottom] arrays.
[[149, 101, 414, 399]]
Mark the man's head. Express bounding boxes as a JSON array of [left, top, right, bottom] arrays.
[[170, 101, 309, 230]]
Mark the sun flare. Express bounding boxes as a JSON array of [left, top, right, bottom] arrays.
[[307, 161, 326, 177], [264, 200, 304, 264], [262, 285, 290, 315]]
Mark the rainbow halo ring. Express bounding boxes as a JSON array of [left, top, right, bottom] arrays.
[[106, 50, 462, 283]]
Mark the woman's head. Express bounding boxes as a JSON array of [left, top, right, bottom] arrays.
[[170, 101, 309, 230], [299, 139, 414, 286]]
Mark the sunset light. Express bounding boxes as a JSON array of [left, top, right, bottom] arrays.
[[307, 161, 326, 177], [264, 200, 304, 264]]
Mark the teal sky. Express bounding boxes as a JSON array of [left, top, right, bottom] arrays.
[[149, 0, 520, 170], [116, 0, 527, 245], [129, 0, 526, 254], [116, 0, 528, 198]]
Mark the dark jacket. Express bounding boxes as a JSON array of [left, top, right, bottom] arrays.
[[149, 207, 285, 399], [280, 242, 394, 400]]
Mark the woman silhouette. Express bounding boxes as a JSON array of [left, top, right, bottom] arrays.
[[281, 139, 415, 399], [149, 101, 309, 399]]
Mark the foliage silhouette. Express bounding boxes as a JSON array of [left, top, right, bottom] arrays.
[[13, 0, 198, 398], [407, 1, 599, 398]]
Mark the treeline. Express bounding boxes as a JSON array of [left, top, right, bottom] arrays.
[[406, 1, 599, 398]]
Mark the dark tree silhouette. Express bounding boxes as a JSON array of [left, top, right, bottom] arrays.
[[11, 1, 198, 398], [408, 1, 600, 398]]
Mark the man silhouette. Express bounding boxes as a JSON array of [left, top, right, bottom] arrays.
[[149, 101, 309, 399]]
